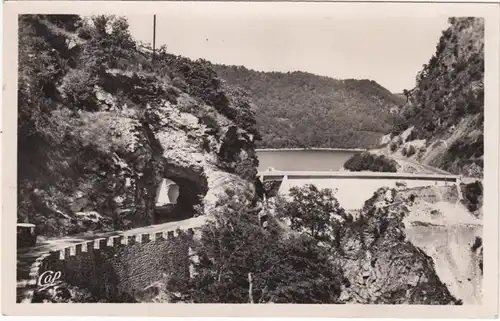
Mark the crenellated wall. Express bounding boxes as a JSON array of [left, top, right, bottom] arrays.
[[23, 227, 199, 303]]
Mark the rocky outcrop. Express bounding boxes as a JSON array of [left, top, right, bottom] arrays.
[[17, 15, 259, 237], [333, 187, 460, 304]]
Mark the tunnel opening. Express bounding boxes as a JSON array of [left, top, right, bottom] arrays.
[[154, 167, 208, 224]]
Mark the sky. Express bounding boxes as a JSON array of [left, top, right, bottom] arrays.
[[126, 12, 449, 94]]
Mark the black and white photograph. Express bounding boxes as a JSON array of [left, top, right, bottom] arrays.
[[3, 1, 499, 317]]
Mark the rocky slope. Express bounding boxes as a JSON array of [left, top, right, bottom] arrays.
[[18, 15, 259, 237], [214, 65, 405, 149], [385, 17, 484, 177], [332, 187, 460, 304]]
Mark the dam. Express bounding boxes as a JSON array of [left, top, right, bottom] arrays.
[[258, 170, 461, 210]]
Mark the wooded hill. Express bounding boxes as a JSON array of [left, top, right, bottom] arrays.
[[214, 65, 405, 149]]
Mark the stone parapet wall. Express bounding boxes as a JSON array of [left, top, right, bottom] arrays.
[[22, 228, 198, 303]]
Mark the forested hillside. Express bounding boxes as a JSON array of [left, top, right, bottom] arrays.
[[388, 17, 484, 177], [214, 66, 405, 149]]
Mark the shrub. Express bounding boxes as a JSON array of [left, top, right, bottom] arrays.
[[471, 236, 482, 252], [234, 158, 258, 182], [198, 114, 220, 134], [344, 152, 398, 172], [390, 142, 398, 152], [262, 181, 282, 198], [461, 180, 483, 212], [418, 146, 427, 158]]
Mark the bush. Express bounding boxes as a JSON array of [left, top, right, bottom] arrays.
[[418, 146, 427, 158], [344, 152, 398, 172], [234, 158, 258, 182], [471, 236, 482, 252], [461, 180, 483, 212], [390, 142, 398, 152]]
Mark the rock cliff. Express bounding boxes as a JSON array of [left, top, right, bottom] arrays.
[[18, 15, 259, 236], [387, 17, 484, 177]]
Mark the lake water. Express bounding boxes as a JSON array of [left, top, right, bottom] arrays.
[[256, 149, 361, 171]]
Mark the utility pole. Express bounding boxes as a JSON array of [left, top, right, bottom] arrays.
[[152, 14, 157, 64]]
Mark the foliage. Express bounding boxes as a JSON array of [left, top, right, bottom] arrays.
[[154, 50, 259, 137], [262, 181, 282, 198], [461, 180, 483, 212], [234, 158, 258, 182], [168, 189, 343, 303], [79, 15, 136, 71], [470, 236, 482, 252], [214, 66, 405, 149], [344, 152, 398, 172], [275, 184, 348, 243], [441, 134, 483, 174]]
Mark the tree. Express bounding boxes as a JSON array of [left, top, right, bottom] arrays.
[[344, 152, 398, 172], [402, 89, 410, 103], [276, 184, 347, 243], [167, 188, 343, 303]]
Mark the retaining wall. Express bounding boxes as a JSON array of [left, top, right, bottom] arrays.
[[23, 228, 198, 302]]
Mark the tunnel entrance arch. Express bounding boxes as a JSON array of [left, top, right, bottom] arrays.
[[154, 167, 208, 224], [155, 178, 179, 206]]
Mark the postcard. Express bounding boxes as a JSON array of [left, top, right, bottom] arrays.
[[2, 0, 499, 317]]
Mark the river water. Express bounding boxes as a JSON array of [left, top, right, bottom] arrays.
[[256, 149, 361, 171]]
